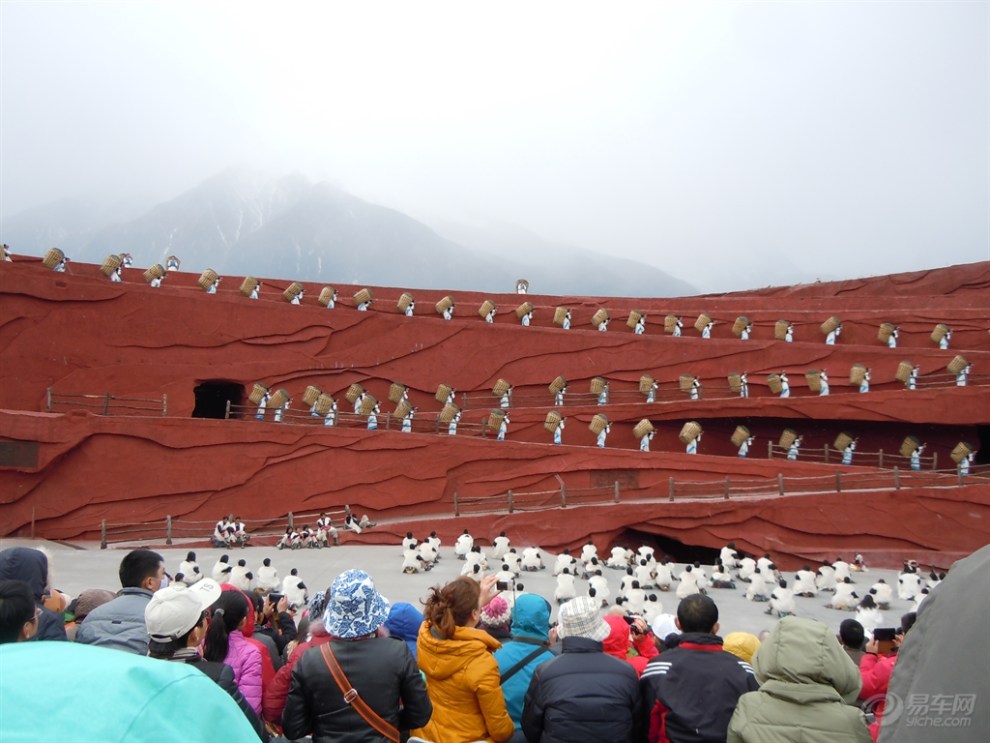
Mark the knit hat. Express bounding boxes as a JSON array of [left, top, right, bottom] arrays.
[[479, 595, 511, 631], [323, 569, 390, 639], [72, 588, 116, 621], [557, 595, 610, 642], [723, 631, 761, 663], [145, 579, 221, 642]]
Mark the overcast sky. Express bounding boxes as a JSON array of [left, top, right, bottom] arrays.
[[2, 1, 987, 292]]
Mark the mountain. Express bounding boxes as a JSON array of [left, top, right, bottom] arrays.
[[0, 168, 696, 295]]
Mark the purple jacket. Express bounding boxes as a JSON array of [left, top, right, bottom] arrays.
[[225, 630, 263, 713]]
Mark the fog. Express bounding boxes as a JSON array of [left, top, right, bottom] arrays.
[[1, 1, 987, 292]]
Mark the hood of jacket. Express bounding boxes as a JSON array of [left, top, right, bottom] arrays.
[[386, 602, 425, 643], [0, 547, 49, 600], [602, 615, 632, 658], [510, 593, 551, 641], [753, 616, 862, 703], [417, 621, 501, 681]]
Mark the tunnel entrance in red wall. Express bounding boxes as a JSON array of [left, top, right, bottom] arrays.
[[616, 529, 720, 566], [192, 381, 244, 419]]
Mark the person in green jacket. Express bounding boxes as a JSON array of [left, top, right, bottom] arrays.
[[728, 615, 872, 743]]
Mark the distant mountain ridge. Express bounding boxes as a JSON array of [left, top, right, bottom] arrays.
[[0, 168, 696, 296]]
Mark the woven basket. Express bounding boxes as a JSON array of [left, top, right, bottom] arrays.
[[143, 264, 165, 283], [198, 269, 218, 290], [805, 370, 822, 393], [820, 316, 841, 335], [931, 323, 950, 343], [249, 383, 269, 405], [545, 410, 562, 433], [314, 393, 335, 416], [900, 435, 920, 458], [353, 288, 373, 305], [100, 254, 122, 276], [727, 372, 742, 393], [590, 377, 607, 394], [436, 384, 453, 403], [767, 374, 782, 395], [283, 282, 304, 302], [591, 308, 609, 327], [318, 287, 336, 306], [834, 432, 854, 452], [397, 292, 414, 312], [731, 426, 751, 447], [439, 403, 460, 423], [947, 355, 968, 375], [951, 441, 974, 464], [679, 421, 702, 444], [493, 379, 511, 396], [732, 316, 749, 337], [345, 384, 365, 404], [850, 364, 868, 385], [678, 374, 695, 392], [302, 385, 322, 406], [479, 300, 495, 319], [388, 383, 407, 404], [488, 409, 506, 431], [269, 388, 290, 409], [360, 395, 378, 415], [774, 320, 790, 340], [878, 322, 896, 342], [639, 375, 655, 395], [627, 310, 643, 329], [435, 296, 454, 314], [43, 247, 65, 268], [240, 276, 259, 296], [395, 399, 412, 419], [664, 314, 679, 333], [549, 376, 567, 394], [516, 302, 533, 319], [779, 428, 798, 449], [694, 313, 711, 332], [895, 361, 914, 383], [633, 419, 655, 439], [553, 307, 569, 326], [589, 413, 609, 434]]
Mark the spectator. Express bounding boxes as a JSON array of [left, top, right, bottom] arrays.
[[859, 612, 916, 741], [385, 601, 425, 660], [414, 575, 515, 743], [282, 569, 432, 743], [203, 589, 264, 714], [0, 547, 66, 641], [728, 616, 870, 742], [722, 632, 761, 665], [76, 548, 164, 653], [522, 594, 643, 742], [64, 588, 115, 641], [839, 619, 866, 667], [478, 595, 513, 641], [493, 593, 556, 733], [0, 580, 39, 643], [603, 613, 658, 677], [640, 594, 758, 743]]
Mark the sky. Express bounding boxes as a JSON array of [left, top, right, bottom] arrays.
[[1, 0, 988, 292]]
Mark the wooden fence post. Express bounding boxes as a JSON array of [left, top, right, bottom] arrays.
[[931, 452, 938, 471], [46, 388, 52, 413], [668, 477, 675, 502], [724, 477, 730, 500], [162, 393, 168, 416], [835, 472, 842, 493], [893, 467, 900, 490], [767, 440, 774, 459], [288, 512, 294, 529], [778, 473, 785, 496], [103, 393, 112, 415], [823, 445, 830, 464], [101, 520, 107, 549], [453, 492, 459, 517], [507, 490, 514, 514], [614, 481, 620, 503], [878, 449, 884, 468], [166, 515, 173, 545]]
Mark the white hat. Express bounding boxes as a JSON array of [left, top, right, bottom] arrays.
[[145, 578, 221, 642], [557, 595, 610, 642]]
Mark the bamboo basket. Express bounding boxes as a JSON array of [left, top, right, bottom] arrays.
[[727, 372, 742, 393], [397, 293, 414, 312], [318, 287, 336, 306], [479, 300, 495, 319], [591, 308, 609, 327], [515, 301, 533, 319], [493, 379, 511, 396], [302, 385, 322, 406], [43, 247, 65, 268], [779, 428, 798, 449], [732, 316, 749, 337], [549, 376, 567, 394], [100, 254, 122, 276], [951, 441, 974, 464], [545, 410, 562, 433], [627, 310, 644, 329], [878, 322, 897, 342], [589, 413, 609, 435], [820, 316, 841, 335], [388, 383, 407, 404], [900, 435, 920, 458], [283, 282, 304, 302], [269, 388, 290, 409], [834, 432, 854, 452], [805, 370, 822, 393], [395, 399, 412, 419], [947, 355, 968, 375], [240, 276, 259, 296], [850, 364, 868, 385], [895, 361, 914, 383], [439, 403, 460, 423], [360, 394, 378, 415], [931, 323, 950, 343], [731, 426, 751, 447], [345, 384, 365, 404], [314, 393, 335, 416], [435, 296, 454, 314], [774, 320, 790, 340], [634, 419, 655, 439], [249, 383, 269, 405], [553, 307, 569, 326], [436, 384, 453, 403], [664, 314, 679, 333], [143, 264, 165, 283], [694, 313, 711, 332], [767, 374, 783, 395], [639, 375, 655, 395], [679, 421, 702, 444], [590, 377, 607, 394], [198, 269, 218, 290], [678, 374, 695, 392], [353, 288, 373, 305], [488, 409, 506, 431]]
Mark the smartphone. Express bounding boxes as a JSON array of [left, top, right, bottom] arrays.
[[268, 593, 284, 605], [496, 580, 511, 591], [873, 627, 897, 655]]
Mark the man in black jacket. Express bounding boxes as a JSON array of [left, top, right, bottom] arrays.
[[522, 595, 642, 743], [640, 594, 758, 742]]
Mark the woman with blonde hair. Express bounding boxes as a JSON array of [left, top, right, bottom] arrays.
[[414, 575, 514, 743]]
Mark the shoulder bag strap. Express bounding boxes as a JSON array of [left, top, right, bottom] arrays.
[[500, 645, 549, 685], [320, 643, 400, 743]]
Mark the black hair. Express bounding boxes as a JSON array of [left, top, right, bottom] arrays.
[[676, 594, 719, 633], [839, 618, 865, 649], [0, 580, 36, 644], [185, 551, 196, 562], [119, 549, 164, 588], [148, 617, 203, 659], [203, 591, 251, 663], [900, 612, 917, 635]]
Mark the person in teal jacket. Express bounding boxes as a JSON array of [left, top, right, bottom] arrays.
[[493, 593, 556, 731], [0, 641, 258, 742]]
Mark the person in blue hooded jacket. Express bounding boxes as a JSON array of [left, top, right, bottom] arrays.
[[493, 593, 557, 732], [385, 601, 425, 660], [0, 547, 66, 641]]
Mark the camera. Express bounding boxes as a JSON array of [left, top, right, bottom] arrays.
[[496, 580, 511, 592]]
